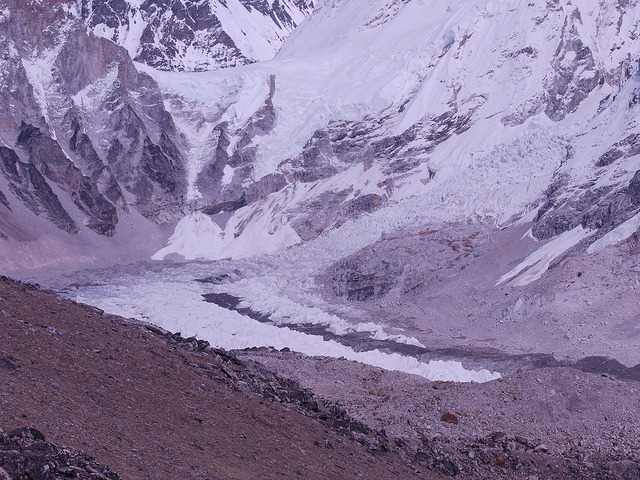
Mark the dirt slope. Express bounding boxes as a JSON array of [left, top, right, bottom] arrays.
[[0, 276, 439, 480]]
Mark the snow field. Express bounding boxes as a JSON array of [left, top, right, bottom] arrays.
[[497, 226, 594, 287]]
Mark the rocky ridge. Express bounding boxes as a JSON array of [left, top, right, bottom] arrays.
[[0, 0, 190, 274], [236, 347, 640, 480], [81, 0, 315, 71]]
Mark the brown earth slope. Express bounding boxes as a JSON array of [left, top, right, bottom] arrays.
[[0, 276, 440, 480]]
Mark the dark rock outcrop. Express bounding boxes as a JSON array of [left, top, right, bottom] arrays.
[[333, 256, 401, 301], [194, 76, 286, 212], [332, 227, 487, 301], [68, 120, 126, 209], [544, 9, 600, 121], [597, 134, 639, 167], [0, 427, 120, 480], [17, 123, 118, 236], [0, 146, 79, 234], [532, 169, 640, 240]]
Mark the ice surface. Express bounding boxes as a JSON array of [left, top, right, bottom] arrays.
[[68, 265, 500, 383], [151, 213, 225, 261]]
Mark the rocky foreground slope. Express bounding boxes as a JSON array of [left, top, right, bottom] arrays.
[[1, 275, 638, 480], [0, 427, 120, 480], [0, 275, 438, 480]]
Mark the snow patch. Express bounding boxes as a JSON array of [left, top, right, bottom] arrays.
[[497, 226, 594, 287], [71, 64, 119, 110], [151, 212, 225, 261], [121, 8, 147, 59], [586, 213, 640, 254], [92, 24, 116, 40], [221, 164, 234, 186], [212, 0, 291, 61], [21, 53, 58, 136], [355, 322, 425, 347], [20, 16, 75, 140], [61, 2, 79, 17]]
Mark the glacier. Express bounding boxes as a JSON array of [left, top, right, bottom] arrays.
[[2, 0, 638, 379]]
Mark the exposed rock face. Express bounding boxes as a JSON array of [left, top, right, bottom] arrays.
[[333, 255, 400, 301], [81, 0, 315, 72], [195, 75, 285, 212], [531, 82, 640, 242], [0, 146, 78, 234], [0, 0, 187, 245], [332, 227, 488, 301], [543, 7, 600, 121], [83, 0, 248, 71], [0, 427, 120, 480], [533, 169, 640, 241], [277, 102, 474, 185], [238, 348, 640, 480], [16, 123, 118, 236], [288, 191, 386, 242]]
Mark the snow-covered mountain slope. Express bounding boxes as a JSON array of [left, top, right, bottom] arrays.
[[0, 0, 314, 275], [1, 0, 635, 278], [81, 0, 315, 71], [148, 0, 639, 264], [120, 0, 638, 367]]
